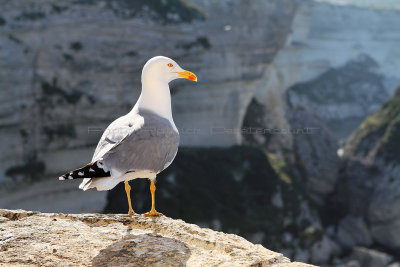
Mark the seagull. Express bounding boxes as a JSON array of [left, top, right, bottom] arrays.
[[59, 56, 197, 216]]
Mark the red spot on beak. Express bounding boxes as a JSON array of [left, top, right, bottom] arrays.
[[177, 70, 198, 82]]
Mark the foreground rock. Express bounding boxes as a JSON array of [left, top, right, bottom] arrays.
[[0, 209, 315, 267]]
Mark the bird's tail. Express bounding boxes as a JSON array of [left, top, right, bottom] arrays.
[[58, 161, 110, 181], [79, 177, 120, 191]]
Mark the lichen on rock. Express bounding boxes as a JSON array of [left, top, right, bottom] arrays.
[[344, 86, 400, 162]]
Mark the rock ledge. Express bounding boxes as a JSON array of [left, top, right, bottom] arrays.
[[0, 209, 315, 267]]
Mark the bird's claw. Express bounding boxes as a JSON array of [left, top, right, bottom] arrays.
[[128, 210, 136, 215], [144, 210, 163, 217]]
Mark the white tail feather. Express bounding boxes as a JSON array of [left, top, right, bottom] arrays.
[[79, 176, 119, 191]]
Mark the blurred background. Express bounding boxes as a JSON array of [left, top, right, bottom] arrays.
[[1, 0, 400, 266]]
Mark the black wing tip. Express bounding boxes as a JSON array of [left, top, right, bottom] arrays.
[[58, 161, 110, 181]]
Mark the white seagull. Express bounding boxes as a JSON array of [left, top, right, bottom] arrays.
[[59, 56, 197, 216]]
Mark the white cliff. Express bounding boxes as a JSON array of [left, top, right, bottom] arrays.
[[0, 0, 296, 187], [265, 1, 400, 139]]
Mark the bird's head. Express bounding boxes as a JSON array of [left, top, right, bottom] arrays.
[[141, 56, 197, 84]]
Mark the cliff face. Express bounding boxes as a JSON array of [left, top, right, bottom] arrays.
[[2, 0, 400, 186], [339, 87, 400, 250], [343, 87, 400, 163], [0, 0, 297, 186], [270, 2, 400, 140], [0, 209, 315, 267]]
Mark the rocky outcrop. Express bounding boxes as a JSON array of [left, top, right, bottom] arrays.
[[343, 87, 400, 163], [348, 247, 393, 267], [339, 87, 400, 250], [286, 55, 391, 140], [335, 216, 372, 250], [0, 209, 315, 267], [241, 101, 341, 201], [286, 108, 340, 198], [334, 246, 394, 267], [267, 1, 400, 141]]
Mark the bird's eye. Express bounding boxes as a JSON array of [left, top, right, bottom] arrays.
[[167, 63, 174, 67]]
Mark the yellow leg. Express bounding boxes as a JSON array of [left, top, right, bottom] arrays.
[[124, 181, 135, 215], [144, 179, 162, 217]]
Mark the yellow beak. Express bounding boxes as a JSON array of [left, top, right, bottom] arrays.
[[177, 70, 197, 82]]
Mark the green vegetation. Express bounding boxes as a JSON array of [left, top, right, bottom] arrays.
[[349, 86, 400, 161], [267, 153, 292, 184], [375, 89, 400, 161]]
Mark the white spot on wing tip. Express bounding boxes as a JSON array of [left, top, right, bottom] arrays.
[[97, 161, 109, 172], [78, 171, 84, 176], [68, 175, 73, 179], [89, 168, 95, 172], [59, 176, 65, 180]]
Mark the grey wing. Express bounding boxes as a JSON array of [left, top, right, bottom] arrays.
[[92, 114, 144, 162], [101, 114, 180, 177]]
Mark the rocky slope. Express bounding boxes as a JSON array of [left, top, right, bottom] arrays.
[[343, 87, 400, 163], [0, 209, 315, 267], [336, 87, 400, 251], [286, 108, 340, 199]]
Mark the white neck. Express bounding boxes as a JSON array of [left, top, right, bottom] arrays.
[[132, 78, 175, 124]]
